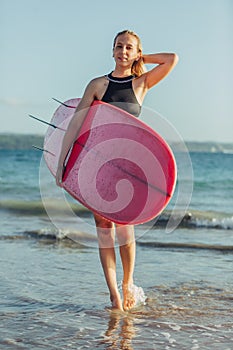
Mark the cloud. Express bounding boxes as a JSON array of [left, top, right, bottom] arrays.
[[0, 97, 29, 106], [0, 98, 49, 107]]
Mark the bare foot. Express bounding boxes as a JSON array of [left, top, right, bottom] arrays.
[[122, 283, 136, 311], [110, 292, 124, 311]]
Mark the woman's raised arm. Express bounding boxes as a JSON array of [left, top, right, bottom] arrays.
[[142, 53, 179, 89]]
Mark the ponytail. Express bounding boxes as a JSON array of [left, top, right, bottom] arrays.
[[131, 57, 146, 77]]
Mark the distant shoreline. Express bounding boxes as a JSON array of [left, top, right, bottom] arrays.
[[0, 133, 232, 153], [0, 134, 44, 150]]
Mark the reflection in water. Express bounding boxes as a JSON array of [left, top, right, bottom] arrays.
[[99, 311, 137, 349]]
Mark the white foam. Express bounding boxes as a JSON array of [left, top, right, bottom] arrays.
[[169, 324, 181, 331], [191, 343, 200, 350], [128, 284, 147, 306], [194, 216, 233, 230], [161, 332, 176, 344]]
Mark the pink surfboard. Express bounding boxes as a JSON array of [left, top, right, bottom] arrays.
[[44, 98, 176, 225]]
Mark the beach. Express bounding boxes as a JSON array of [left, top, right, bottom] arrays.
[[0, 144, 233, 349]]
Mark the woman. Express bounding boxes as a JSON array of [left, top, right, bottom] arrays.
[[56, 30, 178, 311]]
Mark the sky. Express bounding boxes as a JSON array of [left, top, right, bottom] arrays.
[[1, 0, 233, 142]]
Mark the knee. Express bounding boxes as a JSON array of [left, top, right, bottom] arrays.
[[116, 225, 135, 245], [94, 214, 114, 229]]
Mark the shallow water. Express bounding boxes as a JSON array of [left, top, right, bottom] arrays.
[[0, 231, 232, 349], [1, 149, 233, 348]]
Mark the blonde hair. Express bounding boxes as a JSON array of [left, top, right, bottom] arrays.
[[113, 30, 146, 77]]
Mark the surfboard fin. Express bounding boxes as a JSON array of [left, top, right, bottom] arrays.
[[32, 145, 55, 156], [29, 114, 57, 128], [28, 114, 66, 131], [52, 97, 76, 108]]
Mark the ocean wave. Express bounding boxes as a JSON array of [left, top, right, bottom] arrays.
[[2, 228, 233, 252], [0, 228, 97, 247], [0, 200, 89, 216], [137, 241, 233, 252], [194, 179, 233, 192], [157, 210, 233, 230], [24, 228, 98, 246], [1, 199, 233, 230]]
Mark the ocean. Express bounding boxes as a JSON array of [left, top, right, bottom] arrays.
[[0, 144, 233, 349]]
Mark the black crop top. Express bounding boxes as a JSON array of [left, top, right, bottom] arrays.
[[101, 72, 141, 117]]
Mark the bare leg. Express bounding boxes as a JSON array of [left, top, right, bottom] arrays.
[[94, 214, 123, 311], [116, 225, 136, 311]]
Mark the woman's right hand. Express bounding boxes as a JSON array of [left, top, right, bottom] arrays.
[[56, 164, 64, 187]]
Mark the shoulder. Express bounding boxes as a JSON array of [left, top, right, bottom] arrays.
[[88, 75, 108, 89], [80, 75, 108, 104]]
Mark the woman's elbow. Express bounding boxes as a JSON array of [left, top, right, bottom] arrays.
[[170, 53, 179, 66]]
